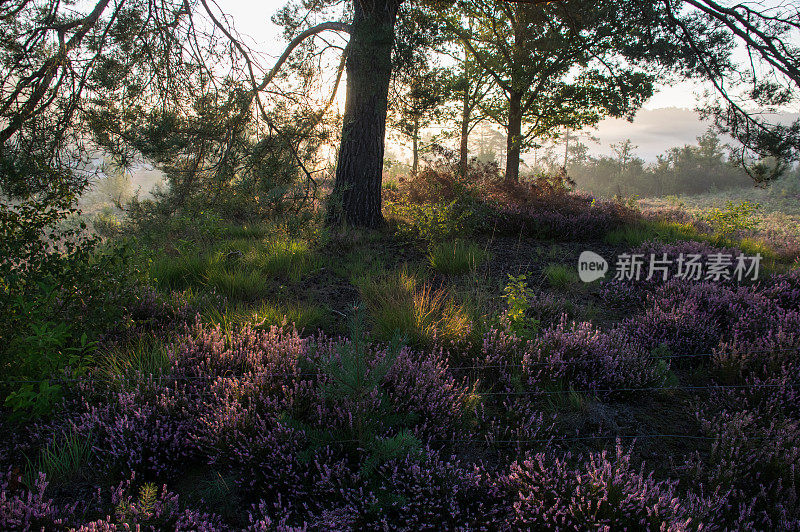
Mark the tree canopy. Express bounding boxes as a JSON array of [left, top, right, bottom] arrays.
[[1, 0, 798, 226]]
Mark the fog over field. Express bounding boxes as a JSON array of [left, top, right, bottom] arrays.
[[591, 108, 800, 161]]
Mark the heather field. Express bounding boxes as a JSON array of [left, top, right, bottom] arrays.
[[2, 166, 800, 531]]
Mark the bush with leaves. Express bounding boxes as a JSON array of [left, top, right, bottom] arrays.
[[501, 274, 540, 340], [703, 200, 761, 240], [0, 195, 142, 418]]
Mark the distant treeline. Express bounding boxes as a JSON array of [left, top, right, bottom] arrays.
[[535, 131, 763, 198]]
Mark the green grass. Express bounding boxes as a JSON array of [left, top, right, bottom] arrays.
[[100, 335, 171, 378], [604, 216, 786, 275], [150, 252, 209, 290], [604, 220, 702, 246], [203, 300, 332, 333], [24, 430, 92, 488], [205, 267, 272, 301], [147, 233, 320, 302], [428, 240, 487, 275], [544, 264, 579, 289], [249, 238, 320, 281], [355, 268, 471, 346], [639, 184, 800, 256]]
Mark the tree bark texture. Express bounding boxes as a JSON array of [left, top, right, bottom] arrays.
[[327, 0, 399, 228], [506, 91, 523, 182]]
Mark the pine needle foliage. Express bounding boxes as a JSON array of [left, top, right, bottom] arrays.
[[287, 309, 421, 478]]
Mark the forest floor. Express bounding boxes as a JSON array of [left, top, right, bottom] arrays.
[[3, 174, 800, 530]]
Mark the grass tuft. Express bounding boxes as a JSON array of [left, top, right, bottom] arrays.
[[428, 240, 487, 275], [356, 268, 471, 346], [203, 301, 332, 333], [24, 430, 92, 488], [544, 264, 580, 289], [101, 335, 171, 378]]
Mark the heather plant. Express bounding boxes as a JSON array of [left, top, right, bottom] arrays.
[[358, 450, 506, 529], [4, 160, 800, 529], [523, 318, 667, 397], [622, 277, 781, 357], [506, 442, 692, 530], [382, 342, 471, 441], [687, 386, 800, 529], [0, 471, 72, 531], [492, 195, 635, 241], [245, 449, 506, 531], [760, 268, 800, 310], [712, 309, 800, 383], [69, 379, 203, 479]]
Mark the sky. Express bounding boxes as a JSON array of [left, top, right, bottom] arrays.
[[213, 1, 797, 162]]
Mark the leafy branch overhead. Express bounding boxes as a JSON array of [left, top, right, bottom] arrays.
[[0, 0, 798, 223]]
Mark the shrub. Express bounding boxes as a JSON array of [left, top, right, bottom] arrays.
[[703, 200, 761, 239], [501, 274, 540, 340], [2, 290, 96, 418], [389, 199, 476, 245], [1, 201, 139, 418]]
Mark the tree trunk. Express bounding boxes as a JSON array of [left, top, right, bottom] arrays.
[[459, 46, 471, 179], [327, 0, 399, 228], [506, 91, 523, 182], [459, 87, 470, 179], [412, 115, 419, 175]]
